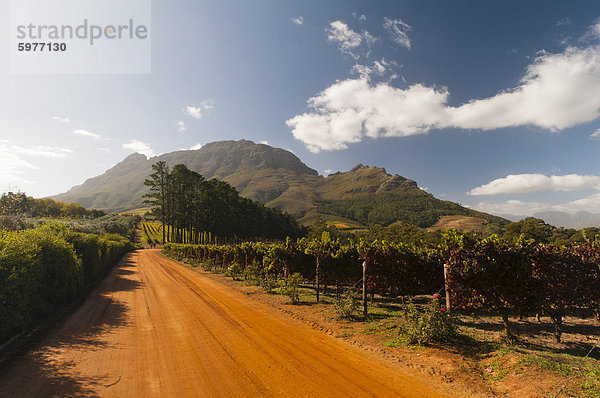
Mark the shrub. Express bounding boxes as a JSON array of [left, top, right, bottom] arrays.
[[226, 262, 243, 280], [260, 274, 278, 293], [333, 289, 360, 319], [399, 296, 458, 345], [281, 273, 302, 304]]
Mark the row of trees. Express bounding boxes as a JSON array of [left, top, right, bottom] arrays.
[[164, 232, 600, 343], [144, 162, 304, 244], [0, 191, 105, 219]]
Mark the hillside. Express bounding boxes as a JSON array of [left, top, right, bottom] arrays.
[[53, 140, 508, 230]]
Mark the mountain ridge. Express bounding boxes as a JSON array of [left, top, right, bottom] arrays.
[[53, 140, 508, 230]]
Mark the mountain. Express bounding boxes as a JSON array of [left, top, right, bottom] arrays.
[[53, 140, 508, 230], [495, 211, 600, 229], [532, 211, 600, 229]]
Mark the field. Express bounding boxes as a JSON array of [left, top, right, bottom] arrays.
[[170, 258, 600, 397], [164, 239, 600, 397], [140, 221, 163, 245]]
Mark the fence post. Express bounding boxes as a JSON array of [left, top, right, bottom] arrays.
[[362, 261, 368, 316], [315, 257, 320, 303], [443, 263, 451, 311]]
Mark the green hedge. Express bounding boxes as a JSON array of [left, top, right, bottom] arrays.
[[0, 225, 133, 343]]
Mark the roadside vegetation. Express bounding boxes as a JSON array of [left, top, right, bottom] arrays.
[[0, 191, 138, 345]]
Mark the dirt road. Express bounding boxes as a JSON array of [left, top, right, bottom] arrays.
[[0, 250, 446, 397]]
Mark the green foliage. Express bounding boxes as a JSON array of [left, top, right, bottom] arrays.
[[333, 289, 360, 319], [67, 215, 140, 240], [315, 191, 508, 229], [0, 225, 133, 343], [0, 191, 105, 219], [503, 217, 554, 244], [259, 274, 279, 293], [165, 232, 600, 343], [357, 223, 442, 246], [144, 162, 304, 244], [281, 273, 302, 304], [399, 297, 458, 345]]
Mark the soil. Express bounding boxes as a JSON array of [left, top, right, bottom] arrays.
[[186, 260, 600, 398], [0, 250, 450, 397]]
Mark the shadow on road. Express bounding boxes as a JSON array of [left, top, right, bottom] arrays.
[[0, 252, 144, 397]]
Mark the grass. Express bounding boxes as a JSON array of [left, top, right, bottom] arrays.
[[519, 353, 600, 397]]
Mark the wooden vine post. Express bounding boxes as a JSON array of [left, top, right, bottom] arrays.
[[362, 260, 368, 316], [443, 263, 451, 311], [315, 257, 320, 303]]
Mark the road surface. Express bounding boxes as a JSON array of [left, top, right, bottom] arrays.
[[0, 250, 445, 397]]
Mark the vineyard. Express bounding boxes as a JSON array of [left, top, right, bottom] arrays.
[[164, 232, 600, 342], [141, 221, 219, 246]]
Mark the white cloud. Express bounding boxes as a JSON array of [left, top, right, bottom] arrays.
[[3, 143, 73, 158], [258, 140, 269, 145], [359, 14, 366, 22], [383, 17, 412, 50], [474, 194, 600, 215], [52, 116, 70, 123], [73, 129, 102, 140], [98, 147, 111, 153], [470, 174, 600, 195], [351, 58, 394, 79], [286, 78, 449, 152], [183, 100, 215, 119], [189, 143, 203, 150], [0, 142, 74, 189], [0, 147, 38, 187], [324, 169, 332, 175], [591, 128, 600, 138], [327, 21, 376, 59], [123, 140, 156, 158], [288, 38, 600, 152], [176, 121, 187, 132], [291, 16, 303, 25]]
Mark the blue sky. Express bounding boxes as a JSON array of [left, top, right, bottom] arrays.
[[2, 0, 600, 217]]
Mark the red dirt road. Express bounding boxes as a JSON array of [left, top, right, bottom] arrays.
[[0, 250, 446, 397]]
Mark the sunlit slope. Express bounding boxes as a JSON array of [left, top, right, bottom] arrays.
[[53, 140, 508, 230]]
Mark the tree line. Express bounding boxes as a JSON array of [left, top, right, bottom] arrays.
[[0, 191, 105, 219], [143, 161, 303, 244]]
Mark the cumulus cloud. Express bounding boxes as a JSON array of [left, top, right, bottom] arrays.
[[189, 143, 203, 150], [123, 140, 156, 158], [383, 17, 412, 50], [73, 129, 102, 140], [327, 20, 376, 59], [474, 194, 600, 215], [258, 140, 269, 145], [52, 116, 70, 123], [176, 121, 187, 132], [291, 16, 303, 25], [591, 127, 600, 138], [288, 34, 600, 152], [286, 78, 449, 152], [183, 100, 215, 119], [470, 174, 600, 195]]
